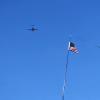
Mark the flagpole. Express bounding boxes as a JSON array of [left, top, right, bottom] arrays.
[[61, 43, 70, 100]]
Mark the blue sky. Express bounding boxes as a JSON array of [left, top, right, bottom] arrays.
[[0, 0, 100, 100]]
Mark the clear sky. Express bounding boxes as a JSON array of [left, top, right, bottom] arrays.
[[0, 0, 100, 100]]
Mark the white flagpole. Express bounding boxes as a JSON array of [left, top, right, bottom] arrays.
[[61, 42, 70, 100]]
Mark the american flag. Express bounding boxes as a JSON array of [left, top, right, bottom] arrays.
[[68, 42, 78, 53]]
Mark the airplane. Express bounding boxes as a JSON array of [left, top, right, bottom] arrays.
[[25, 25, 38, 32]]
